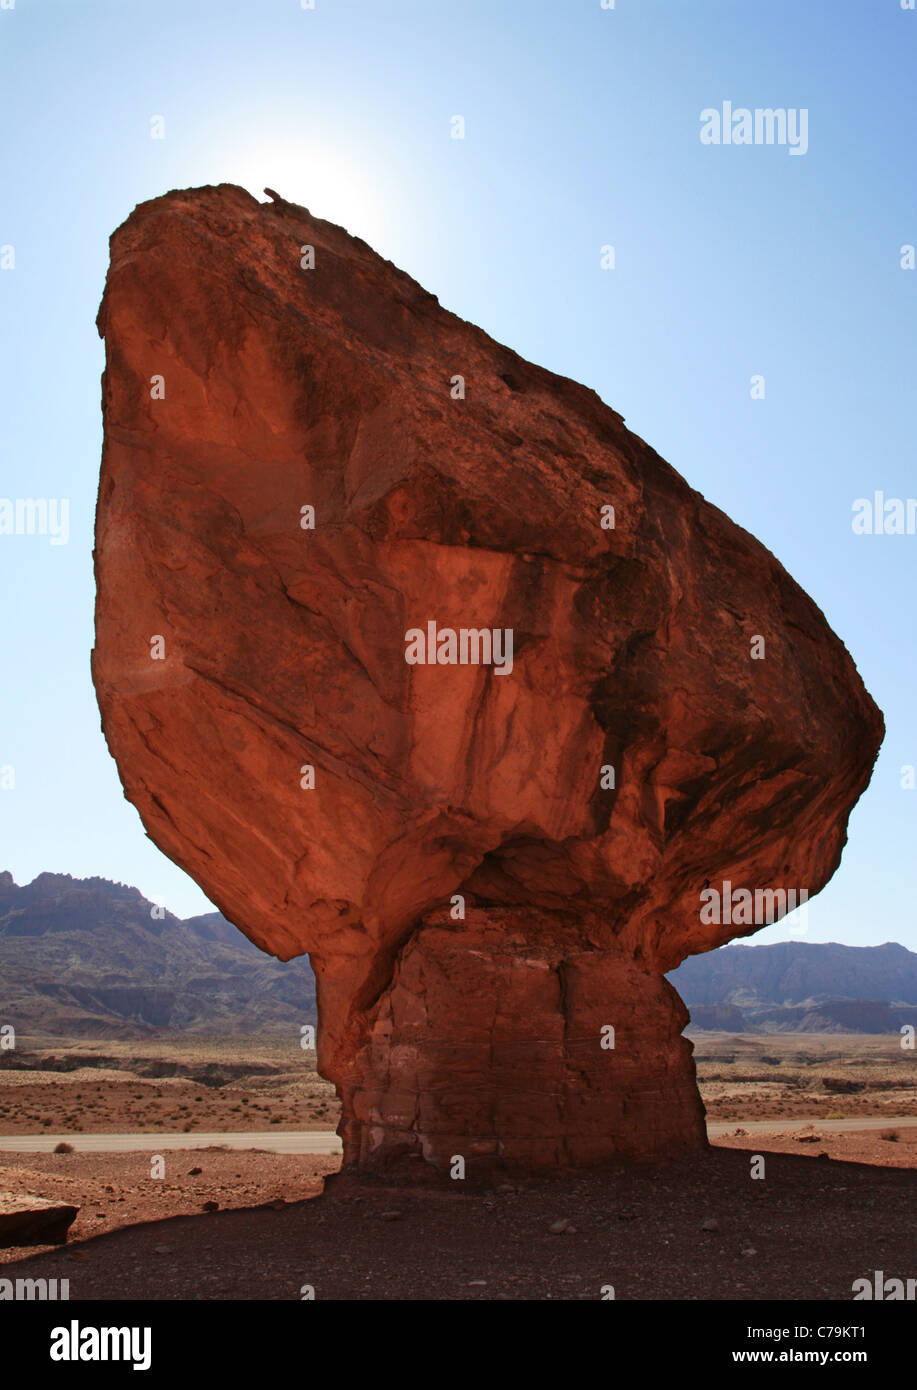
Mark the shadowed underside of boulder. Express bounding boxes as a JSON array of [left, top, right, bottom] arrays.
[[0, 1191, 78, 1246], [92, 184, 883, 1174]]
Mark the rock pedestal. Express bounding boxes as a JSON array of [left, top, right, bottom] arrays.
[[336, 910, 705, 1172]]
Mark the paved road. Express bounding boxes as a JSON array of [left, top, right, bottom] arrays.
[[707, 1116, 917, 1137], [1, 1117, 914, 1153], [0, 1130, 343, 1154]]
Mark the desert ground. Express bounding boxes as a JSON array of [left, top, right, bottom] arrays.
[[1, 1031, 915, 1299], [0, 1036, 338, 1134], [3, 1030, 914, 1136], [695, 1031, 917, 1120]]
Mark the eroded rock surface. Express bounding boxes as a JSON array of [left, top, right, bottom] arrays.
[[93, 184, 883, 1174], [0, 1191, 78, 1246]]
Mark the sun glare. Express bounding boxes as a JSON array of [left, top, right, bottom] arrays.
[[212, 134, 389, 247]]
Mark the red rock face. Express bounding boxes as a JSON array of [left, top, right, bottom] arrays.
[[341, 908, 705, 1171], [93, 184, 883, 1175]]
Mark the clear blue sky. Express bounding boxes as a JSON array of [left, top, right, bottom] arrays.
[[1, 0, 914, 946]]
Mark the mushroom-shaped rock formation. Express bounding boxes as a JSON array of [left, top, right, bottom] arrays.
[[92, 185, 883, 1175]]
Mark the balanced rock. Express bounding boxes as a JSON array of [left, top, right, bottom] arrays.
[[92, 185, 883, 1174]]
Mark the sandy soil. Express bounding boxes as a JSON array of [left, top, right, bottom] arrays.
[[715, 1122, 917, 1168], [2, 1033, 915, 1300], [1, 1143, 914, 1300], [694, 1032, 917, 1118], [0, 1038, 339, 1133]]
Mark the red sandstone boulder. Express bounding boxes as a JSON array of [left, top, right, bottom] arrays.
[[92, 184, 883, 1174], [0, 1191, 78, 1246]]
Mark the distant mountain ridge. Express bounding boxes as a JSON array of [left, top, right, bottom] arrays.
[[2, 872, 914, 1037], [669, 940, 917, 1033], [0, 870, 315, 1037]]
